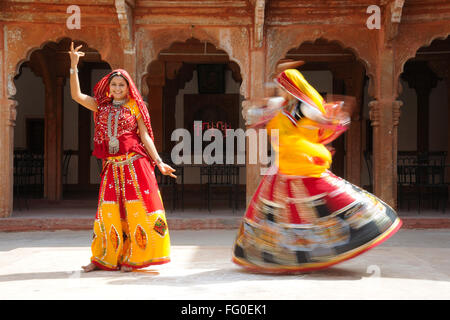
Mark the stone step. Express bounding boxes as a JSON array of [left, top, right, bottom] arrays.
[[1, 216, 449, 232]]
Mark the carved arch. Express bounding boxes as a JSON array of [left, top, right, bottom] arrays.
[[395, 33, 450, 88], [137, 28, 248, 97], [7, 35, 116, 100], [267, 32, 375, 98]]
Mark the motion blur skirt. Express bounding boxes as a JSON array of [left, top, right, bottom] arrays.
[[232, 169, 402, 273], [90, 153, 170, 270]]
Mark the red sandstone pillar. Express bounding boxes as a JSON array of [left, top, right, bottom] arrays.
[[78, 67, 91, 187], [245, 48, 266, 205], [0, 26, 14, 217], [147, 61, 165, 151], [44, 77, 64, 201], [346, 113, 362, 185], [368, 40, 403, 209], [446, 67, 450, 189], [0, 98, 16, 217], [343, 65, 365, 186], [369, 98, 402, 208]]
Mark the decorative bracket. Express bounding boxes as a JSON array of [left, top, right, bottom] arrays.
[[254, 0, 266, 48], [369, 99, 403, 128], [115, 0, 135, 54], [385, 0, 405, 45], [4, 98, 18, 128], [368, 100, 381, 128], [392, 100, 403, 127]]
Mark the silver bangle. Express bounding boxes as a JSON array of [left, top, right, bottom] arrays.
[[155, 158, 162, 165], [70, 67, 78, 75]]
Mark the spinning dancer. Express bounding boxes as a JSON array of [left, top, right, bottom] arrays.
[[232, 61, 402, 273]]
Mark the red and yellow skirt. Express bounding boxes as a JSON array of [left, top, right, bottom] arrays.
[[232, 169, 402, 273], [90, 152, 170, 271]]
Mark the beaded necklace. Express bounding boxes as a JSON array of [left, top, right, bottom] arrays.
[[107, 99, 128, 154]]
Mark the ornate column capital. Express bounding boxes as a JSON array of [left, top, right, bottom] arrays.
[[368, 100, 381, 128], [392, 99, 403, 127], [3, 98, 18, 128], [369, 99, 403, 128]]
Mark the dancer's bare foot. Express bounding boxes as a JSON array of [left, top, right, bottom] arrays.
[[120, 265, 133, 272], [82, 263, 98, 272]]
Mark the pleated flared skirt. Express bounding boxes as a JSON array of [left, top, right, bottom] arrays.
[[90, 153, 170, 270], [232, 168, 401, 273]]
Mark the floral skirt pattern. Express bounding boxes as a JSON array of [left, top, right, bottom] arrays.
[[91, 152, 170, 270], [232, 169, 402, 273]]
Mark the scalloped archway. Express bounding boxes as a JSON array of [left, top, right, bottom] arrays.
[[11, 38, 111, 203], [275, 38, 370, 188], [396, 35, 450, 210], [136, 27, 249, 98], [142, 37, 245, 210]]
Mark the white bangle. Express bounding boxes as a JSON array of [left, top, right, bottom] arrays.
[[155, 158, 162, 165], [70, 67, 78, 75]]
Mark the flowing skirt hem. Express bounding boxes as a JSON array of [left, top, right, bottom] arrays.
[[90, 259, 120, 271], [91, 257, 171, 271], [232, 217, 402, 274], [120, 258, 171, 269]]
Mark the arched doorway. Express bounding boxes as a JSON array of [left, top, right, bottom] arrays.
[[279, 38, 369, 188], [397, 36, 450, 211], [12, 38, 110, 208], [144, 38, 244, 211]]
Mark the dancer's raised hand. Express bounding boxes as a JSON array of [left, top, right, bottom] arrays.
[[69, 41, 85, 67]]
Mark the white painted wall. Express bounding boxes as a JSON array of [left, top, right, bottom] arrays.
[[397, 78, 448, 152], [13, 66, 45, 149], [174, 69, 246, 184], [63, 76, 79, 184]]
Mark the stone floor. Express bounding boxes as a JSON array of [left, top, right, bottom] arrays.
[[0, 229, 449, 300]]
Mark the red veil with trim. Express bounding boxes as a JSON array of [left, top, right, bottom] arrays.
[[92, 69, 154, 141]]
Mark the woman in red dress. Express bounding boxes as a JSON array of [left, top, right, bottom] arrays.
[[69, 42, 175, 272]]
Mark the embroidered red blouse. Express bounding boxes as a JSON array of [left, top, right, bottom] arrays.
[[92, 99, 150, 160]]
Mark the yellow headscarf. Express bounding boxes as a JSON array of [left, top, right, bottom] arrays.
[[276, 69, 326, 114]]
